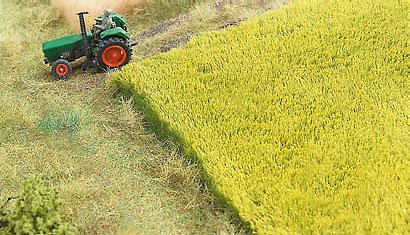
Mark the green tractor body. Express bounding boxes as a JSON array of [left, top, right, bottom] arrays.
[[43, 33, 92, 63], [100, 27, 130, 40], [42, 12, 133, 79]]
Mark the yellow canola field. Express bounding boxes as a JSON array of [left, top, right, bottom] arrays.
[[114, 0, 409, 233]]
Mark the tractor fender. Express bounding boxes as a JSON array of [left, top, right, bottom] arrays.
[[100, 28, 130, 40]]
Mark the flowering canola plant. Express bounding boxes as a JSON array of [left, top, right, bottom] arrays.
[[114, 0, 409, 233]]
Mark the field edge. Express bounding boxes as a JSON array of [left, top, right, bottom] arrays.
[[112, 78, 253, 233]]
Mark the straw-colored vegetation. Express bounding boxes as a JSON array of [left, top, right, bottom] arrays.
[[0, 0, 263, 234], [115, 0, 410, 233]]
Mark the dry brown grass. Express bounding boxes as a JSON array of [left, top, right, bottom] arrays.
[[0, 0, 288, 233], [0, 0, 244, 234], [51, 0, 146, 30]]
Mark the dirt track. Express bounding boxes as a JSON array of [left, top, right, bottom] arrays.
[[130, 0, 290, 59]]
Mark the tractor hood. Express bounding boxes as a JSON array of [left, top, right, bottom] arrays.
[[42, 32, 92, 63]]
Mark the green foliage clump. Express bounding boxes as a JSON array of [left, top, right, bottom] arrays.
[[114, 0, 409, 233], [37, 110, 80, 133], [0, 177, 77, 235]]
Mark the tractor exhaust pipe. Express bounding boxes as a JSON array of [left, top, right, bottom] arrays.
[[77, 12, 93, 68]]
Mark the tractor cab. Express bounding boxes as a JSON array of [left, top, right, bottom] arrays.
[[91, 12, 130, 42], [94, 13, 128, 32]]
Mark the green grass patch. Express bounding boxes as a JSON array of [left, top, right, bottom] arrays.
[[37, 110, 81, 133], [114, 0, 410, 233]]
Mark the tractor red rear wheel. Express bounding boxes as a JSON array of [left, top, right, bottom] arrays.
[[96, 37, 132, 71], [101, 45, 127, 68], [52, 59, 72, 80]]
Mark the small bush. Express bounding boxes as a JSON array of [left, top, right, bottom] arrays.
[[0, 176, 77, 235]]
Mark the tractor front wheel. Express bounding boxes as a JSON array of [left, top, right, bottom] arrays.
[[96, 37, 132, 71], [52, 59, 72, 80]]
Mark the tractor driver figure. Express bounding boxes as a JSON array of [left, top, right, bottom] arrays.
[[92, 9, 113, 41]]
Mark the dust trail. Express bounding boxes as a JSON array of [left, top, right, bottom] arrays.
[[51, 0, 145, 30]]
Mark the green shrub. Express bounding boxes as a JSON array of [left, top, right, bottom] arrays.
[[0, 176, 77, 235]]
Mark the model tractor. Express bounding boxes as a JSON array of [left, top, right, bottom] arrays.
[[42, 11, 134, 79]]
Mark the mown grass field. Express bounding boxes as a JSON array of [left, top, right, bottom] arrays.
[[0, 0, 260, 234], [115, 0, 410, 233]]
